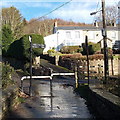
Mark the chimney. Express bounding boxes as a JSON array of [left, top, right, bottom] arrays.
[[112, 22, 116, 27], [94, 20, 98, 27], [55, 21, 58, 27], [53, 21, 58, 34]]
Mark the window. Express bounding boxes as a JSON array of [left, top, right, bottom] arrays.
[[112, 32, 116, 38], [89, 32, 94, 39], [66, 31, 71, 39], [75, 31, 80, 38]]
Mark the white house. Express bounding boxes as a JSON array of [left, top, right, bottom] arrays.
[[43, 21, 119, 53]]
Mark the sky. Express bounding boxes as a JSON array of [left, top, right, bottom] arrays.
[[1, 0, 119, 24]]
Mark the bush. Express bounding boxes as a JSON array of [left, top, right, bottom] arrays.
[[2, 63, 15, 89], [47, 49, 56, 55], [81, 42, 101, 55], [7, 34, 44, 60], [61, 54, 103, 60], [60, 46, 82, 54]]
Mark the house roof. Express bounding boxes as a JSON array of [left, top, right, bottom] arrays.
[[56, 26, 119, 31]]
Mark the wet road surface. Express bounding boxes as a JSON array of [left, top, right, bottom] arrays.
[[10, 78, 96, 119]]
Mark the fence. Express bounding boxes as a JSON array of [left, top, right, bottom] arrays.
[[20, 72, 78, 95]]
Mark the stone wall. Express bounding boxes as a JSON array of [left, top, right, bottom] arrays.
[[59, 57, 120, 76], [75, 86, 120, 120], [89, 87, 120, 120]]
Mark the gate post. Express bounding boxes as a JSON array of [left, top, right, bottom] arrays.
[[75, 66, 78, 88]]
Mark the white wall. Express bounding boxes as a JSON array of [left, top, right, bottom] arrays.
[[43, 34, 57, 53], [43, 28, 119, 53]]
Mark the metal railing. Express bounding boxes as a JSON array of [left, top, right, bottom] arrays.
[[21, 72, 77, 94]]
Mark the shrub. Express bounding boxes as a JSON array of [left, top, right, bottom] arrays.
[[89, 42, 101, 53], [47, 49, 56, 55], [61, 54, 103, 60], [60, 46, 82, 54], [7, 34, 44, 60], [2, 63, 15, 89], [81, 42, 101, 55]]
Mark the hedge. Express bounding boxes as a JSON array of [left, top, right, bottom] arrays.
[[7, 34, 44, 60], [81, 42, 101, 55], [60, 46, 82, 54]]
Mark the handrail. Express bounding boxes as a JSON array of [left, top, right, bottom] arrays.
[[20, 72, 76, 93], [21, 76, 52, 81], [51, 73, 75, 77]]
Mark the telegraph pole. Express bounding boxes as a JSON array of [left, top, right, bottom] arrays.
[[102, 0, 109, 84]]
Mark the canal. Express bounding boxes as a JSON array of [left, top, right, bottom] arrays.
[[10, 77, 96, 119]]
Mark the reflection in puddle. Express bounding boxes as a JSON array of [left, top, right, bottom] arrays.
[[36, 78, 95, 119]]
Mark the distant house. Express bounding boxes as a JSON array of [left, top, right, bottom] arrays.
[[43, 21, 119, 53]]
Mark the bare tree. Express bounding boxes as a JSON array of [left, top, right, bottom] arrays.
[[96, 5, 118, 26], [2, 6, 24, 40], [23, 18, 54, 36], [23, 17, 90, 37]]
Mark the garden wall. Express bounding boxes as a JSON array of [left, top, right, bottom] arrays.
[[59, 57, 120, 76]]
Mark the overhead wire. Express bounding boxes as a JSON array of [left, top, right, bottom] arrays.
[[27, 0, 73, 25]]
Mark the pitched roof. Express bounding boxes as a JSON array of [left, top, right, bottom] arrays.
[[56, 26, 119, 31]]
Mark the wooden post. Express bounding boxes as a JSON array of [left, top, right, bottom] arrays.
[[75, 66, 78, 88], [85, 36, 90, 86], [111, 56, 114, 76], [55, 55, 59, 66]]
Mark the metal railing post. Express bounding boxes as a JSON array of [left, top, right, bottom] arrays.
[[75, 66, 78, 88]]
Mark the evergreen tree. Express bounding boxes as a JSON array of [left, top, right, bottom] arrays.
[[2, 25, 13, 55], [2, 6, 23, 40]]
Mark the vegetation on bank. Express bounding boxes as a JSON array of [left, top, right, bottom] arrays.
[[2, 62, 27, 119], [106, 76, 120, 97], [2, 63, 15, 89]]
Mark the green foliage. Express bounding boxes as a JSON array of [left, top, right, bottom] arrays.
[[2, 25, 14, 55], [2, 63, 15, 89], [88, 42, 101, 53], [2, 6, 24, 40], [60, 46, 82, 54], [47, 49, 56, 54], [81, 42, 101, 55], [17, 97, 25, 103], [47, 49, 62, 56], [7, 34, 44, 60]]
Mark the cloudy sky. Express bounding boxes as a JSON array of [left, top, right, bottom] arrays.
[[1, 0, 119, 23]]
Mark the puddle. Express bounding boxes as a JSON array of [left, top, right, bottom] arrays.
[[36, 78, 96, 119]]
